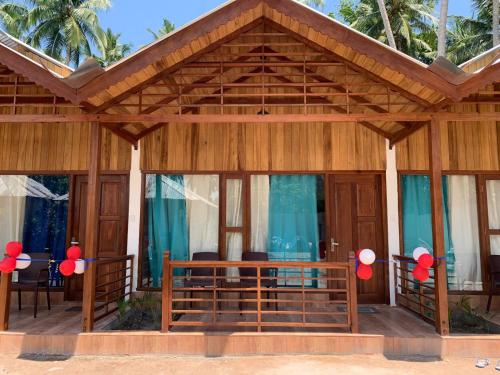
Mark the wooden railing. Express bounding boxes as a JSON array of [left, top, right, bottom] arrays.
[[93, 255, 134, 323], [393, 255, 436, 324], [0, 272, 12, 331], [161, 252, 358, 333]]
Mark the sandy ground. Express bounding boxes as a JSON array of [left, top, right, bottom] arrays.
[[0, 354, 498, 375]]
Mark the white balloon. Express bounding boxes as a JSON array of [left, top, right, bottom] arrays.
[[74, 259, 85, 274], [413, 247, 430, 261], [359, 249, 376, 265], [16, 253, 31, 270]]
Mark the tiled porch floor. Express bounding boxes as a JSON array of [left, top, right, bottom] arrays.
[[8, 302, 437, 337]]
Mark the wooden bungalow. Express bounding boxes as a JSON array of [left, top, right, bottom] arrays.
[[0, 0, 499, 356]]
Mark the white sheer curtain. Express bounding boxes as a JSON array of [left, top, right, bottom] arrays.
[[250, 175, 269, 252], [226, 179, 243, 280], [184, 175, 219, 259], [487, 180, 500, 255], [447, 176, 482, 291], [0, 176, 27, 250]]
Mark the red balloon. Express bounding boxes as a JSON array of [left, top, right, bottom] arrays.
[[417, 253, 434, 269], [0, 259, 6, 273], [1, 257, 16, 273], [60, 259, 76, 277], [6, 241, 22, 258], [413, 265, 430, 282], [357, 264, 373, 280], [67, 246, 81, 260]]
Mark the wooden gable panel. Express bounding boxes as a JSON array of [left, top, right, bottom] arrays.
[[140, 122, 386, 172]]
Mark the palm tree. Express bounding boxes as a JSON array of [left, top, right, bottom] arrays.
[[338, 0, 437, 62], [437, 0, 448, 57], [148, 18, 175, 40], [0, 1, 29, 38], [93, 28, 131, 67], [375, 0, 396, 49], [493, 0, 499, 46], [25, 0, 110, 67], [447, 0, 498, 64]]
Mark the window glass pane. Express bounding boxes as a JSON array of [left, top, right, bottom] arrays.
[[490, 235, 500, 255], [487, 180, 500, 229], [226, 179, 243, 227], [144, 174, 219, 287], [226, 232, 242, 281], [0, 175, 69, 285], [401, 175, 482, 291], [250, 175, 325, 287]]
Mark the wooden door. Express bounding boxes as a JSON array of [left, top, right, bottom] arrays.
[[65, 174, 129, 300], [329, 174, 386, 304]]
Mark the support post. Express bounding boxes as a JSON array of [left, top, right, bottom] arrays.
[[348, 252, 359, 333], [82, 122, 102, 332], [161, 251, 171, 332], [0, 272, 12, 331], [428, 117, 450, 335]]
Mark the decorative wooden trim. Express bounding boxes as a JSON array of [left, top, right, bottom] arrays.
[[0, 113, 498, 126], [0, 43, 77, 104]]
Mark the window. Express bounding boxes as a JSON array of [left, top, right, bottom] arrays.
[[250, 175, 325, 286], [486, 180, 500, 255], [143, 174, 219, 287], [401, 175, 482, 291], [0, 175, 69, 285]]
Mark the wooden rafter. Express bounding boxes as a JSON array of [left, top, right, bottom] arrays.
[[86, 18, 266, 114]]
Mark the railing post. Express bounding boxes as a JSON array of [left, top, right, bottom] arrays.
[[257, 266, 261, 332], [161, 251, 171, 333], [0, 272, 12, 331], [348, 252, 359, 333]]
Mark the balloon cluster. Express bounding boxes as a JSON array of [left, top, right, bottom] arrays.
[[355, 248, 376, 280], [59, 246, 85, 277], [0, 242, 31, 274], [412, 247, 433, 282]]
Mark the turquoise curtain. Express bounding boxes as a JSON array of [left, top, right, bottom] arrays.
[[267, 175, 319, 286], [147, 175, 189, 287], [402, 175, 455, 276]]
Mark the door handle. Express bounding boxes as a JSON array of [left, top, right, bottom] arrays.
[[331, 238, 339, 252]]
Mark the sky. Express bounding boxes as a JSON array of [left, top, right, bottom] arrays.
[[99, 0, 474, 52]]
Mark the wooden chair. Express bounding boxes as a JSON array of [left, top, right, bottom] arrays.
[[185, 252, 221, 309], [13, 253, 51, 318], [239, 252, 278, 311], [487, 255, 500, 312]]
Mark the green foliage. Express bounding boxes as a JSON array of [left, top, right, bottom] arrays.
[[147, 18, 175, 40], [337, 0, 437, 63], [25, 0, 110, 66], [449, 296, 500, 334], [111, 292, 162, 331], [446, 0, 495, 64], [0, 1, 28, 38], [93, 28, 131, 67]]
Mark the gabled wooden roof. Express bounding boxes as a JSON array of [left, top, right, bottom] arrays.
[[69, 0, 498, 107], [0, 0, 497, 147]]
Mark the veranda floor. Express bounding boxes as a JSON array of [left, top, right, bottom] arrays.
[[8, 302, 437, 337]]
